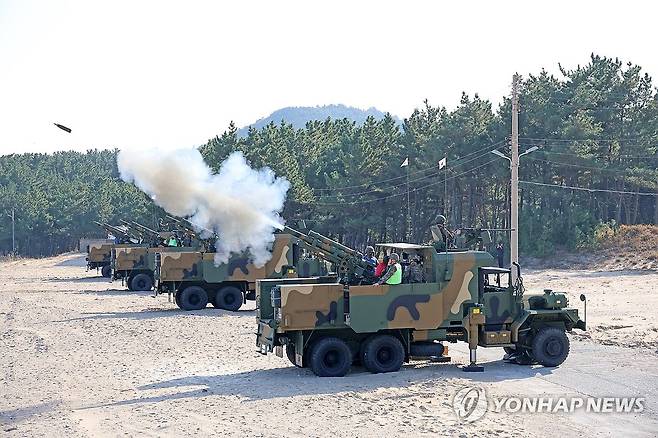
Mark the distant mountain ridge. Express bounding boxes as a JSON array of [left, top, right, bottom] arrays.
[[237, 104, 400, 136]]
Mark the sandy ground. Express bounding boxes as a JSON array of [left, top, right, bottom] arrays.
[[1, 253, 657, 437]]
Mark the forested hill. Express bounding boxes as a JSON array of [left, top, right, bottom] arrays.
[[236, 104, 399, 136], [1, 55, 658, 258]]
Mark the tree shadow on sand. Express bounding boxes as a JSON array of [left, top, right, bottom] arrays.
[[573, 269, 657, 278], [52, 307, 254, 323], [46, 276, 112, 283], [74, 289, 152, 297], [86, 358, 553, 409]]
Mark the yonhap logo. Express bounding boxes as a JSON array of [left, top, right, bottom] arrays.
[[453, 386, 488, 422], [451, 386, 645, 422]]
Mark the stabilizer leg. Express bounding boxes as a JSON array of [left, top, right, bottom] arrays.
[[463, 348, 484, 372]]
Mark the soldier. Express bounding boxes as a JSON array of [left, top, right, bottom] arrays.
[[362, 246, 377, 267], [404, 256, 424, 283], [430, 214, 455, 252], [496, 242, 504, 268], [377, 253, 402, 285]]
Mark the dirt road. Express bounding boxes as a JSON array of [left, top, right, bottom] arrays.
[[1, 254, 656, 437]]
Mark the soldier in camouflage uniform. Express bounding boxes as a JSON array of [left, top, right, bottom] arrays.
[[404, 257, 424, 283], [429, 214, 455, 252]]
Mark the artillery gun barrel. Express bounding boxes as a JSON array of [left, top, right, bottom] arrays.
[[94, 221, 131, 238], [119, 219, 155, 241], [130, 221, 158, 236], [282, 226, 372, 280], [166, 215, 186, 225], [459, 227, 512, 232], [166, 215, 196, 231], [283, 226, 346, 261], [307, 230, 362, 257], [166, 215, 216, 239]]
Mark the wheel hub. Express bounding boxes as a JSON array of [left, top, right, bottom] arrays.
[[377, 347, 392, 364], [324, 350, 339, 368], [546, 338, 562, 356]]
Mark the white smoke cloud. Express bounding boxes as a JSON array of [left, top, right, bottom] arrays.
[[117, 148, 289, 266]]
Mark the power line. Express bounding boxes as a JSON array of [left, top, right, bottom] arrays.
[[519, 138, 658, 152], [524, 157, 644, 173], [310, 162, 430, 193], [520, 136, 657, 143], [315, 169, 441, 199], [311, 138, 505, 193], [310, 158, 499, 206], [519, 148, 658, 160], [315, 148, 498, 199], [312, 139, 506, 197], [519, 180, 658, 196]]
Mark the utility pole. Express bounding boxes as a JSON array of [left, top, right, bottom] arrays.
[[406, 164, 410, 240], [510, 74, 520, 281], [401, 155, 410, 241], [7, 208, 15, 255], [491, 74, 539, 283]]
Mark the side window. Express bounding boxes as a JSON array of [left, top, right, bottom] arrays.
[[483, 272, 510, 291]]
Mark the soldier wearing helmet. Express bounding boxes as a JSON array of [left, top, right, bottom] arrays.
[[430, 214, 455, 252]]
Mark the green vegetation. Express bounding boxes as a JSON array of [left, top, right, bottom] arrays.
[[1, 55, 657, 258], [0, 150, 160, 256]]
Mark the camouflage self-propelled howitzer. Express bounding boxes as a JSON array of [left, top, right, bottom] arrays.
[[88, 221, 139, 278], [256, 229, 587, 377], [154, 226, 330, 311], [110, 219, 203, 292]]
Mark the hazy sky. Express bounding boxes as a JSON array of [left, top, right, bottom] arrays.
[[1, 0, 656, 155]]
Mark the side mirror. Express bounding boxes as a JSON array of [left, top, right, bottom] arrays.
[[580, 294, 586, 302]]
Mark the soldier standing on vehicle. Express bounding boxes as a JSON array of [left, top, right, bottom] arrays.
[[404, 257, 424, 283], [496, 242, 505, 268], [377, 253, 402, 285], [430, 214, 455, 252]]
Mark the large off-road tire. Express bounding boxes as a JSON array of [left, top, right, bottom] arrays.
[[532, 327, 570, 367], [309, 337, 352, 377], [213, 286, 243, 311], [286, 344, 301, 367], [178, 286, 209, 311], [101, 265, 111, 278], [410, 341, 445, 357], [362, 335, 405, 374], [130, 273, 153, 291]]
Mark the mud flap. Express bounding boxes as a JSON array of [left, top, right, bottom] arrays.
[[256, 321, 275, 354]]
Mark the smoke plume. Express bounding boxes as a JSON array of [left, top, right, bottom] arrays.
[[117, 148, 289, 266]]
